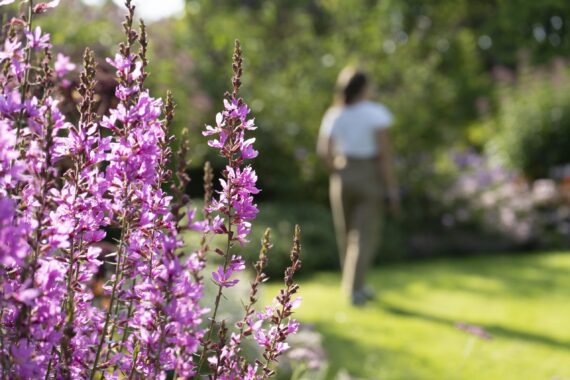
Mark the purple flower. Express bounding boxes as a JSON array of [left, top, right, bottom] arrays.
[[54, 53, 76, 78], [207, 164, 260, 244], [32, 0, 61, 13], [212, 256, 245, 288], [10, 340, 40, 378], [0, 198, 29, 266], [25, 26, 51, 50], [12, 288, 40, 306], [0, 38, 22, 62], [187, 207, 209, 232], [0, 37, 28, 81], [106, 53, 142, 82], [241, 137, 258, 159], [456, 322, 493, 340]]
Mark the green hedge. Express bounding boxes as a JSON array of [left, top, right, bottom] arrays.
[[487, 68, 570, 178], [242, 202, 339, 278]]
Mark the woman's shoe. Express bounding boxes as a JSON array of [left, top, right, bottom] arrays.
[[351, 291, 368, 306], [361, 285, 376, 300]]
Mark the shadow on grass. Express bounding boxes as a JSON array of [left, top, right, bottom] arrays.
[[376, 301, 570, 351], [290, 252, 570, 379], [314, 322, 427, 380]]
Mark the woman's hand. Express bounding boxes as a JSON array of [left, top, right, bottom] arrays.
[[377, 129, 401, 218], [317, 135, 337, 172], [387, 190, 401, 218], [389, 198, 401, 218]]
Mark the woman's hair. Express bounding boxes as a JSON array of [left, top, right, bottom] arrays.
[[335, 66, 368, 105]]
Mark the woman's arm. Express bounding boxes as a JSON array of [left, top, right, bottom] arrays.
[[317, 134, 336, 172], [376, 129, 401, 215]]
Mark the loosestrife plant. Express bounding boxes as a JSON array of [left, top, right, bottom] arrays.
[[0, 1, 302, 379]]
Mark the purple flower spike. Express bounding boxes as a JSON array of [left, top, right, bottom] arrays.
[[1, 8, 299, 378]]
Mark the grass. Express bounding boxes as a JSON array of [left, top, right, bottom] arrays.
[[264, 251, 570, 380]]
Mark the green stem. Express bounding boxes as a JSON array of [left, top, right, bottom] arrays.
[[153, 309, 168, 377], [15, 0, 34, 145], [261, 281, 294, 380], [108, 277, 136, 375], [89, 216, 129, 380], [127, 343, 139, 380], [89, 262, 120, 379], [196, 105, 240, 375], [196, 207, 233, 374], [59, 160, 83, 372], [0, 307, 8, 379], [43, 346, 56, 380]]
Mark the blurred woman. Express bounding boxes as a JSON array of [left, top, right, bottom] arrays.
[[317, 67, 400, 306]]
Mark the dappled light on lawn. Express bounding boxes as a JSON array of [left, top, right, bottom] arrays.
[[265, 252, 570, 379]]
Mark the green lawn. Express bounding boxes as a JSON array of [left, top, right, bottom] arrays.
[[265, 252, 570, 380]]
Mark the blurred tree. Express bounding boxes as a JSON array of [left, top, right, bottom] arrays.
[[35, 0, 570, 207]]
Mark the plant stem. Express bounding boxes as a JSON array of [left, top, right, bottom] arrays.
[[44, 346, 56, 380], [0, 307, 7, 379], [108, 277, 136, 375], [196, 206, 233, 373], [89, 215, 129, 379], [153, 296, 170, 377], [89, 264, 120, 378], [15, 0, 34, 144], [127, 344, 139, 380]]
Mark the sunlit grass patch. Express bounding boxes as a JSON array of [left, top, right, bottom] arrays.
[[265, 252, 570, 380]]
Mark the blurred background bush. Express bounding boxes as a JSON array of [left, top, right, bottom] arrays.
[[486, 62, 570, 179], [18, 0, 570, 275]]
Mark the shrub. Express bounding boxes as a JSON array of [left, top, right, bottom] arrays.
[[442, 150, 570, 248], [244, 202, 338, 278], [486, 63, 570, 179]]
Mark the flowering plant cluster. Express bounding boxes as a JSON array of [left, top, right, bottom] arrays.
[[0, 1, 301, 379], [442, 149, 570, 246]]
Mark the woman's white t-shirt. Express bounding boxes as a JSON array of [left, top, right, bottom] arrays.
[[319, 101, 393, 158]]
